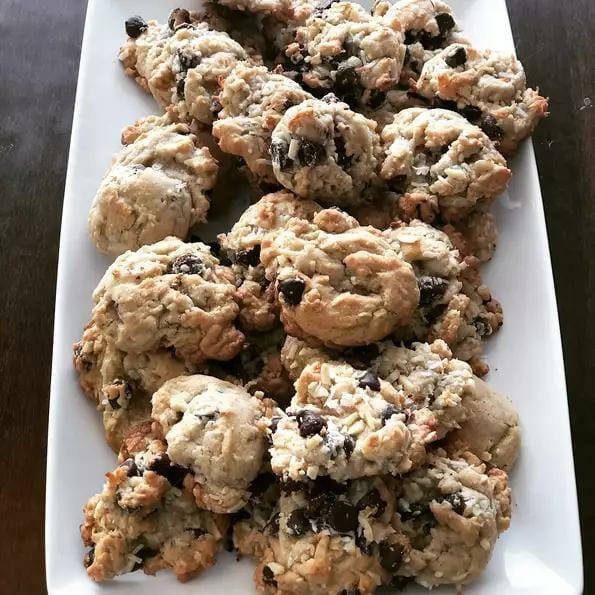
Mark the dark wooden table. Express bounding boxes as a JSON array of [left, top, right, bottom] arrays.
[[0, 0, 592, 592]]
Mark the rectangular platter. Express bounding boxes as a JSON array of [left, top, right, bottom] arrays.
[[45, 0, 583, 593]]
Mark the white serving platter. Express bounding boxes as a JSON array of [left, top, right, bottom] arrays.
[[45, 0, 583, 593]]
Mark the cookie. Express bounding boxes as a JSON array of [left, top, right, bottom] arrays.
[[379, 108, 511, 222], [280, 337, 474, 436], [73, 238, 244, 449], [81, 437, 227, 582], [213, 63, 314, 182], [119, 13, 248, 125], [211, 0, 313, 23], [270, 96, 381, 206], [415, 43, 548, 154], [260, 208, 419, 347], [444, 378, 521, 471], [219, 191, 321, 331], [151, 375, 269, 513], [89, 116, 218, 255], [442, 210, 498, 262], [270, 360, 439, 481], [385, 220, 503, 375], [277, 1, 406, 110], [395, 450, 511, 587], [234, 475, 409, 594], [373, 0, 462, 82]]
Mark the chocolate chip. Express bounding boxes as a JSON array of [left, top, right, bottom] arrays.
[[367, 89, 386, 110], [418, 276, 449, 307], [132, 546, 159, 571], [480, 114, 503, 141], [343, 435, 355, 459], [444, 492, 466, 515], [343, 344, 379, 369], [436, 13, 456, 35], [262, 565, 277, 586], [169, 253, 203, 275], [178, 50, 201, 71], [328, 501, 359, 533], [120, 458, 139, 477], [334, 67, 362, 107], [432, 97, 459, 112], [381, 404, 399, 425], [389, 174, 408, 193], [418, 30, 444, 51], [357, 489, 386, 518], [125, 15, 148, 38], [398, 501, 428, 521], [168, 8, 191, 30], [269, 416, 281, 434], [232, 245, 261, 267], [266, 512, 280, 534], [378, 542, 405, 573], [190, 528, 206, 538], [286, 509, 311, 535], [278, 278, 305, 305], [460, 104, 482, 123], [83, 547, 95, 568], [334, 135, 352, 168], [250, 473, 276, 496], [270, 139, 290, 171], [445, 46, 467, 68], [355, 531, 373, 554], [404, 29, 418, 45], [296, 409, 327, 437], [298, 139, 325, 166], [280, 479, 303, 495], [358, 370, 381, 391], [147, 454, 189, 488], [176, 76, 186, 99], [424, 302, 447, 324]]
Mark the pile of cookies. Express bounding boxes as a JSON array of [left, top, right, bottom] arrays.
[[75, 0, 546, 591]]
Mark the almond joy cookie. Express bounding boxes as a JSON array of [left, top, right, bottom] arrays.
[[89, 115, 219, 255], [379, 108, 511, 223], [81, 436, 227, 582], [415, 43, 548, 154], [234, 475, 410, 594], [73, 237, 244, 450], [151, 374, 269, 513], [119, 11, 248, 126], [270, 96, 381, 206], [260, 208, 419, 347], [278, 1, 406, 110]]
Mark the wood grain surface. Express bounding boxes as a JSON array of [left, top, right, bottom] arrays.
[[0, 0, 592, 592]]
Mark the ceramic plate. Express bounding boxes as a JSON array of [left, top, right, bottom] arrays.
[[46, 0, 583, 592]]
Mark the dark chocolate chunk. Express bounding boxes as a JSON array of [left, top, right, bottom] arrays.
[[298, 138, 325, 166], [147, 453, 189, 488], [178, 50, 201, 71], [125, 15, 148, 38], [120, 458, 139, 477], [418, 276, 449, 307], [262, 565, 277, 586], [286, 509, 311, 536], [278, 278, 305, 305], [381, 404, 400, 425], [132, 546, 159, 571], [343, 434, 355, 459], [296, 409, 327, 437], [334, 135, 352, 168], [358, 370, 381, 391], [232, 245, 261, 267], [328, 500, 359, 533], [444, 492, 466, 515], [460, 104, 482, 123], [378, 542, 405, 573], [445, 46, 467, 68], [356, 488, 386, 518], [480, 114, 503, 141], [436, 13, 456, 35], [367, 89, 386, 110]]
